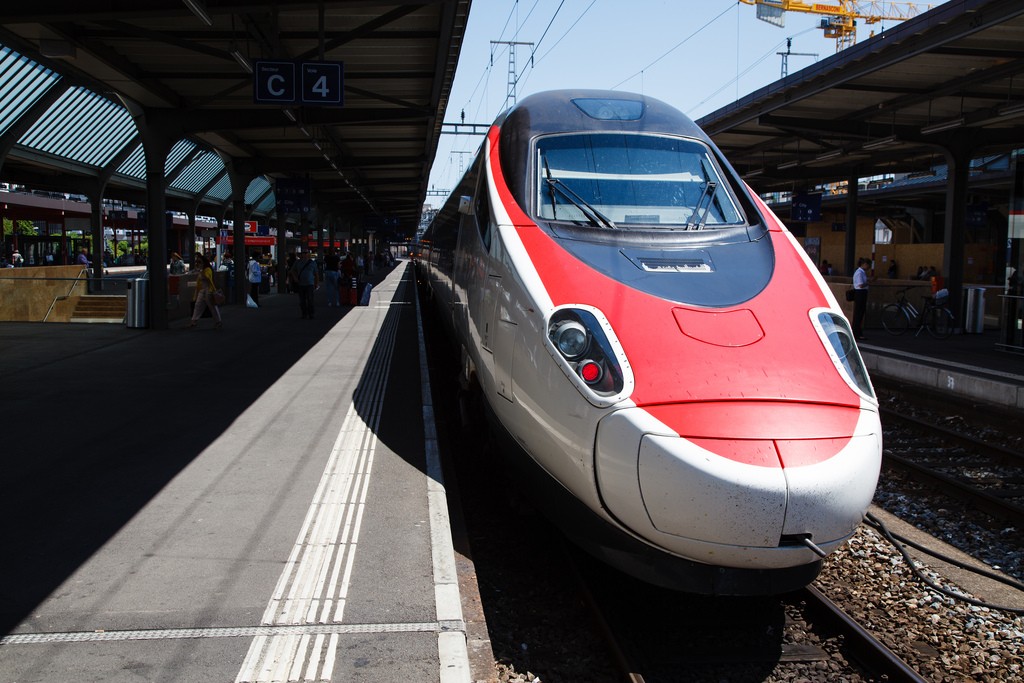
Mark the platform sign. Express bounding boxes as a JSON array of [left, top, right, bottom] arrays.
[[244, 220, 258, 233], [791, 192, 821, 222], [254, 60, 343, 106], [254, 61, 296, 104], [276, 178, 311, 214], [301, 62, 343, 106], [966, 202, 989, 229]]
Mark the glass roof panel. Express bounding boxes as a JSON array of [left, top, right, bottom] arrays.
[[206, 174, 232, 202], [171, 151, 225, 193], [0, 45, 61, 138], [165, 139, 195, 175], [254, 191, 277, 215], [245, 176, 272, 204], [18, 86, 137, 167], [116, 143, 146, 179]]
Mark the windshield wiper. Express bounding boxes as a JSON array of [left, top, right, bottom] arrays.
[[686, 180, 717, 230], [542, 161, 616, 229], [687, 157, 721, 230], [542, 157, 559, 221]]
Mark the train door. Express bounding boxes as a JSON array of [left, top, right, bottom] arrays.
[[474, 176, 497, 352], [451, 162, 480, 339], [480, 197, 516, 404]]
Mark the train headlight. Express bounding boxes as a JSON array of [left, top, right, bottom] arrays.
[[811, 309, 876, 401], [553, 320, 589, 359], [546, 306, 634, 407]]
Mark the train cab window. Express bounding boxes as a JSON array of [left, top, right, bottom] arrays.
[[535, 133, 743, 230]]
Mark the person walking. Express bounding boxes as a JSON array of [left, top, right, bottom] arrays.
[[169, 252, 186, 274], [188, 253, 223, 329], [341, 251, 356, 305], [323, 248, 340, 307], [852, 257, 871, 341], [290, 250, 319, 319], [247, 252, 262, 307]]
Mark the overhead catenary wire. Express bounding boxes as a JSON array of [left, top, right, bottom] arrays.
[[529, 0, 597, 67], [429, 1, 829, 200], [686, 26, 818, 116], [496, 0, 569, 113], [609, 2, 735, 91], [432, 0, 527, 191], [434, 0, 586, 192]]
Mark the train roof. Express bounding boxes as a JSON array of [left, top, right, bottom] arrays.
[[499, 90, 709, 141]]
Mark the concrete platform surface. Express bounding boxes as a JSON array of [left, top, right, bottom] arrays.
[[0, 262, 476, 683]]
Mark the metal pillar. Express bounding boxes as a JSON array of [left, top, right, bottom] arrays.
[[942, 139, 974, 327], [140, 126, 172, 330], [491, 40, 533, 106], [843, 174, 859, 276]]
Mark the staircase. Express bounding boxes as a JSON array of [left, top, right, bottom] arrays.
[[70, 295, 126, 323]]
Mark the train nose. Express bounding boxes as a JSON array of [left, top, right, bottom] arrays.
[[595, 403, 881, 568]]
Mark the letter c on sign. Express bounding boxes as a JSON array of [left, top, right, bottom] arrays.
[[268, 74, 285, 97]]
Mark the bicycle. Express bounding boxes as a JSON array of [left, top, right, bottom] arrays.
[[881, 287, 955, 339]]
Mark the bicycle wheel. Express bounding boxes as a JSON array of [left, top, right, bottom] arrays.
[[926, 307, 954, 339], [881, 303, 909, 335]]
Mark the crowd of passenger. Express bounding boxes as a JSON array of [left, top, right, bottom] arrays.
[[818, 258, 944, 281]]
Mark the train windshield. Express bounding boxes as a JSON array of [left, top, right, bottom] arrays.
[[535, 133, 743, 229]]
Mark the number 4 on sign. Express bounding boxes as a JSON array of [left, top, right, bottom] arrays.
[[301, 62, 343, 106]]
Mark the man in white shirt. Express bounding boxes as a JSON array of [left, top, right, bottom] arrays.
[[247, 253, 262, 307], [852, 257, 871, 340]]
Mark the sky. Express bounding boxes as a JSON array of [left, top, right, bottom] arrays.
[[426, 0, 929, 199]]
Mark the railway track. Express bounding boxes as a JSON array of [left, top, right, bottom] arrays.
[[880, 405, 1024, 529], [796, 586, 927, 683], [567, 542, 930, 683]]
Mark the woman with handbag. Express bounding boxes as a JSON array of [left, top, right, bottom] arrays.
[[188, 252, 223, 329]]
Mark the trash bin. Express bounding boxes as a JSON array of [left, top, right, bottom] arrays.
[[963, 286, 985, 334], [125, 278, 148, 328]]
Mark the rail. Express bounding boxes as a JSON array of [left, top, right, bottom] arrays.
[[42, 268, 91, 322], [880, 404, 1024, 529], [799, 586, 927, 683]]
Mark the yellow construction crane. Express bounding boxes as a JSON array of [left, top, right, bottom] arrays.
[[739, 1, 932, 51]]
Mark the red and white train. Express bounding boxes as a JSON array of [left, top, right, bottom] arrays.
[[418, 90, 881, 594]]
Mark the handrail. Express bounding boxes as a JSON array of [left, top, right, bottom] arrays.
[[42, 267, 92, 322]]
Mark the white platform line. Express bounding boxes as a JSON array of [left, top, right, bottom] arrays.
[[2, 622, 444, 647], [235, 290, 401, 681], [414, 281, 471, 683]]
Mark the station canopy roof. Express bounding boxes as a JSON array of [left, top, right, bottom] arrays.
[[0, 0, 471, 234], [697, 0, 1024, 198]]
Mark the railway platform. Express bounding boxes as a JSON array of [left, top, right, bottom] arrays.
[[858, 327, 1024, 411], [0, 261, 491, 683]]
